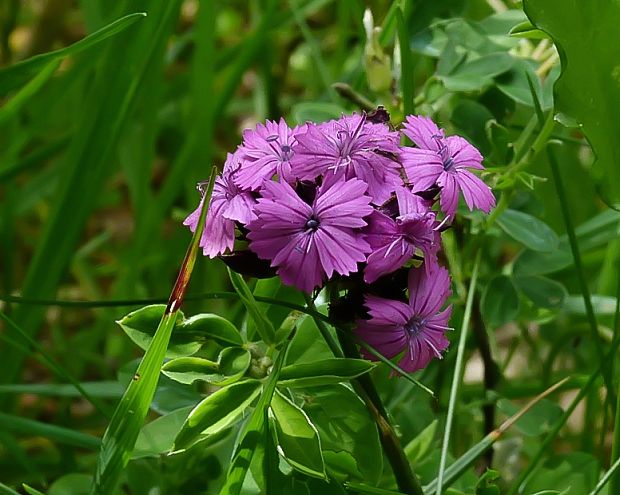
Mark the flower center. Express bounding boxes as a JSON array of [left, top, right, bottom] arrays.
[[280, 144, 293, 161], [404, 315, 425, 336], [304, 216, 320, 231]]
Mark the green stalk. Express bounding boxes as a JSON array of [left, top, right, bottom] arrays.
[[610, 256, 620, 495], [396, 7, 414, 116], [436, 251, 481, 495], [90, 169, 215, 495], [304, 295, 424, 495], [589, 455, 620, 495], [546, 146, 615, 402]]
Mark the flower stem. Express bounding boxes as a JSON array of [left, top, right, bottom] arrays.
[[303, 294, 423, 495]]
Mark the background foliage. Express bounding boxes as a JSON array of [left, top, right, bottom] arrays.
[[0, 0, 619, 494]]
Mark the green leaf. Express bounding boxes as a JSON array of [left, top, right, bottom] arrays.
[[404, 420, 438, 465], [279, 358, 375, 388], [0, 12, 147, 96], [220, 343, 289, 495], [162, 347, 251, 386], [513, 247, 573, 276], [514, 275, 568, 309], [270, 390, 326, 479], [286, 313, 334, 365], [161, 357, 219, 385], [439, 53, 515, 92], [227, 268, 275, 344], [133, 406, 193, 458], [497, 209, 559, 252], [118, 305, 242, 358], [173, 379, 261, 451], [118, 305, 197, 358], [291, 102, 346, 125], [508, 20, 548, 39], [497, 399, 564, 436], [183, 313, 244, 347], [480, 276, 520, 327], [49, 474, 92, 495], [302, 384, 382, 484], [524, 0, 620, 209]]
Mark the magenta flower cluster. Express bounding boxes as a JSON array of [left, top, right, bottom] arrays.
[[185, 112, 494, 372]]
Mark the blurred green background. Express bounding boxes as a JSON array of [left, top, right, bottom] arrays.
[[1, 0, 619, 493]]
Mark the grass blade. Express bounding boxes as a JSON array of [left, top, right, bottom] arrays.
[[0, 412, 100, 450], [90, 169, 214, 494], [396, 7, 414, 116], [436, 250, 481, 495], [228, 268, 276, 344], [219, 342, 288, 495], [0, 12, 146, 95], [424, 377, 569, 494], [588, 455, 620, 495]]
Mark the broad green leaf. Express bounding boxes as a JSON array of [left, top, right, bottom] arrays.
[[480, 276, 520, 328], [497, 209, 559, 252], [0, 13, 147, 96], [404, 420, 438, 465], [439, 53, 515, 92], [133, 406, 193, 458], [162, 348, 251, 386], [270, 390, 326, 479], [515, 275, 567, 309], [286, 313, 334, 365], [513, 247, 572, 276], [161, 357, 219, 385], [291, 102, 346, 125], [302, 384, 382, 484], [524, 0, 620, 209], [49, 474, 92, 495], [278, 358, 375, 388], [118, 305, 197, 358], [183, 313, 244, 347], [173, 379, 261, 451], [118, 305, 242, 358], [521, 452, 599, 494]]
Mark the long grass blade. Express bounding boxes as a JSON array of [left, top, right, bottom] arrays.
[[436, 250, 481, 495], [90, 168, 214, 495]]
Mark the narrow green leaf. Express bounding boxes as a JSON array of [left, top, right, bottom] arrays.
[[497, 209, 559, 252], [0, 12, 147, 95], [508, 20, 548, 39], [227, 268, 275, 344], [404, 420, 438, 465], [278, 358, 375, 388], [90, 166, 214, 495], [220, 344, 288, 495], [270, 390, 326, 479], [0, 412, 100, 450]]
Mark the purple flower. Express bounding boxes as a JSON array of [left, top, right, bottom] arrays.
[[400, 115, 495, 218], [247, 175, 373, 293], [356, 260, 452, 373], [364, 188, 439, 283], [234, 118, 304, 190], [184, 153, 257, 258], [291, 113, 403, 205]]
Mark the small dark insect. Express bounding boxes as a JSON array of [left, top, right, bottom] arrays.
[[133, 373, 141, 381], [366, 105, 390, 124]]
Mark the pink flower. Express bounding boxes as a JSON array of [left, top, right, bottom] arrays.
[[356, 260, 453, 372], [364, 188, 439, 283], [234, 118, 304, 190], [247, 175, 373, 293], [291, 113, 402, 205], [183, 153, 257, 258], [400, 115, 495, 218]]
